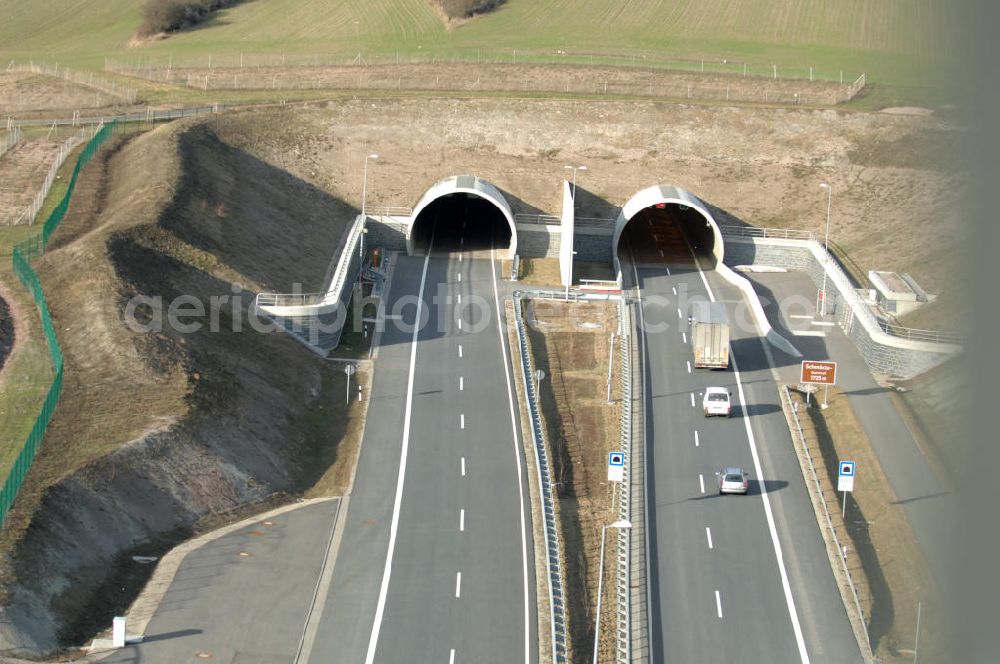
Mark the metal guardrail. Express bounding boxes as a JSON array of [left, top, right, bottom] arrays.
[[8, 103, 230, 129], [256, 214, 365, 313], [366, 205, 412, 218], [718, 225, 816, 241], [878, 321, 961, 345], [512, 292, 569, 664], [515, 213, 560, 226], [614, 299, 633, 664], [781, 385, 874, 662]]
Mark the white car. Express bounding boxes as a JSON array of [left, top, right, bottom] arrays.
[[702, 387, 732, 417], [716, 467, 750, 495]]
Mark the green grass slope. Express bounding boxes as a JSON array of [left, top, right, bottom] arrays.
[[0, 0, 955, 90]]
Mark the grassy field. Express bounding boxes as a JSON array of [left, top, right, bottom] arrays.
[[0, 0, 956, 97]]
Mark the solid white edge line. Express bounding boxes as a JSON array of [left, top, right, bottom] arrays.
[[715, 590, 723, 618], [363, 244, 433, 664], [706, 527, 714, 550], [491, 248, 532, 664], [699, 474, 705, 494], [686, 238, 811, 663], [455, 572, 462, 598]]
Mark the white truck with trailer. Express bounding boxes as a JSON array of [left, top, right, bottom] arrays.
[[691, 301, 730, 369]]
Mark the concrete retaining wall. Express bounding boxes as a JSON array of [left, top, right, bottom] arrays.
[[517, 224, 561, 258], [722, 236, 958, 378]]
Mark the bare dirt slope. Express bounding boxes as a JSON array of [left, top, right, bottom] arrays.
[[0, 73, 120, 114], [0, 117, 362, 655], [229, 98, 963, 327], [0, 138, 64, 225]]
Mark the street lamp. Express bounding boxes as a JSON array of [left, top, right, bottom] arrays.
[[564, 164, 587, 198], [361, 153, 378, 216], [360, 153, 378, 265], [593, 519, 632, 664], [819, 182, 833, 316]]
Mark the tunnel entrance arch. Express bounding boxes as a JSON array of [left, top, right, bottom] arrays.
[[612, 185, 724, 280], [408, 176, 516, 258]]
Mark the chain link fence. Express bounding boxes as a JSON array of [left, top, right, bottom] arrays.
[[106, 57, 865, 106], [1, 122, 117, 528], [7, 61, 139, 105]]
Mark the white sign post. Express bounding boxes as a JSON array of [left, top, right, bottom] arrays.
[[838, 460, 856, 517], [607, 451, 624, 483]]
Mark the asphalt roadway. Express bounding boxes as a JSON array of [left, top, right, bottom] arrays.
[[311, 235, 536, 663], [99, 499, 342, 664], [97, 232, 536, 662], [627, 218, 862, 663], [744, 270, 957, 604]]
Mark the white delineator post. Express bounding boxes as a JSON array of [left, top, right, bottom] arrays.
[[112, 617, 126, 648]]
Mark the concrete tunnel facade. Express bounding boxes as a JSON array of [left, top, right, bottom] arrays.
[[408, 175, 517, 258], [612, 184, 725, 281]]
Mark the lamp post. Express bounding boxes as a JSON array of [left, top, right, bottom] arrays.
[[360, 153, 378, 264], [819, 182, 833, 316], [564, 164, 587, 198], [593, 519, 632, 664]]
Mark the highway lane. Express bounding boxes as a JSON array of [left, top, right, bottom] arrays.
[[312, 234, 535, 663], [630, 219, 862, 662]]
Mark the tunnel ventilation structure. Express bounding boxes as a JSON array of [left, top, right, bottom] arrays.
[[409, 175, 516, 257]]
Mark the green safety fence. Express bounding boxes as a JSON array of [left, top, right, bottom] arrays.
[[1, 122, 117, 527]]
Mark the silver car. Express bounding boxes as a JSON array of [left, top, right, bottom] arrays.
[[716, 467, 749, 495]]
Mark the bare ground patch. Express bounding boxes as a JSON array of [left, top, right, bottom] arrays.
[[525, 299, 621, 663], [117, 61, 857, 106]]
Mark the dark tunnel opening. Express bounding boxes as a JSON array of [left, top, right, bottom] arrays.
[[409, 194, 512, 254], [618, 204, 717, 266]]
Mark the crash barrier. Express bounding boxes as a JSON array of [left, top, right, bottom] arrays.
[[2, 121, 116, 527], [780, 385, 874, 662], [614, 298, 633, 663], [512, 291, 569, 663]]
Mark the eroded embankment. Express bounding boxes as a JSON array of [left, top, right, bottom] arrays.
[[0, 116, 359, 655]]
